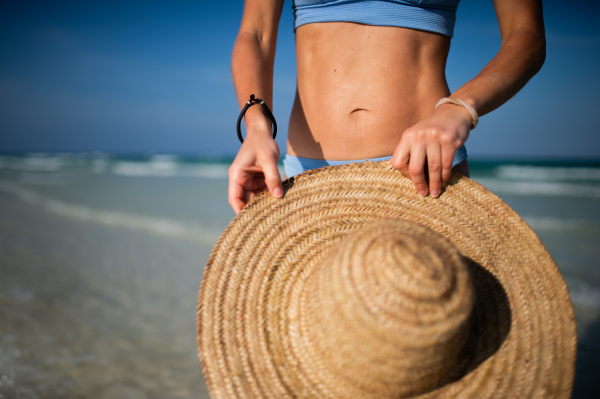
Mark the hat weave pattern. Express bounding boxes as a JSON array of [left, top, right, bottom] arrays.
[[197, 161, 576, 399]]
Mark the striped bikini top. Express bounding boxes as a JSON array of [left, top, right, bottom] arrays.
[[293, 0, 460, 38]]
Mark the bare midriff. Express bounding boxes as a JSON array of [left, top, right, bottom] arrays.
[[287, 22, 452, 160]]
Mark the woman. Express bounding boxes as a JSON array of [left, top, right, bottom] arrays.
[[228, 0, 545, 214]]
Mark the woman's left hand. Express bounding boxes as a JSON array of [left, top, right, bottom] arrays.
[[391, 104, 473, 197]]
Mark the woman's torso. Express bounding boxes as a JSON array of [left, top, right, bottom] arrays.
[[288, 22, 452, 160]]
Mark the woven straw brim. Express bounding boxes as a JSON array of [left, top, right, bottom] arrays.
[[197, 160, 577, 399]]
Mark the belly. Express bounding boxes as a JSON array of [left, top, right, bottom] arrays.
[[288, 22, 452, 160]]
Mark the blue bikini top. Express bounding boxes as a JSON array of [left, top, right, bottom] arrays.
[[293, 0, 460, 38]]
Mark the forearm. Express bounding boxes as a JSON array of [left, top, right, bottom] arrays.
[[231, 0, 282, 132], [232, 32, 275, 118], [232, 33, 276, 134], [450, 26, 546, 117]]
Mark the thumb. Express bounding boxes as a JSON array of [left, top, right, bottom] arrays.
[[262, 159, 283, 198]]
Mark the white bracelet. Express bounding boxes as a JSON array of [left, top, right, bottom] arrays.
[[435, 98, 479, 129]]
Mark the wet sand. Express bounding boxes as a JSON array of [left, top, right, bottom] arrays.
[[0, 191, 213, 398]]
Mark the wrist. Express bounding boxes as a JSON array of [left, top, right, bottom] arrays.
[[245, 125, 275, 141], [244, 109, 275, 140], [436, 103, 473, 127], [435, 98, 479, 129], [237, 94, 277, 144], [244, 104, 270, 123]]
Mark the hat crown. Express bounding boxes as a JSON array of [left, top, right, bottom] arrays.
[[294, 219, 474, 398]]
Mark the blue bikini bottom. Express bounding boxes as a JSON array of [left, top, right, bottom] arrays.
[[283, 145, 467, 178]]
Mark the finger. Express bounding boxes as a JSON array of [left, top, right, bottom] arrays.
[[261, 158, 283, 198], [228, 168, 252, 214], [408, 144, 428, 196], [441, 144, 455, 186], [228, 181, 246, 214], [427, 144, 443, 197], [392, 136, 411, 177]]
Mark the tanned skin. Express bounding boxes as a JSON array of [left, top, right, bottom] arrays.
[[228, 0, 545, 214]]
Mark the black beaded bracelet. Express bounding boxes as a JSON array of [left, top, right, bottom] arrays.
[[236, 94, 277, 144]]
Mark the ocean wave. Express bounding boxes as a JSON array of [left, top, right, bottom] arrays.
[[0, 180, 220, 245], [495, 164, 600, 181], [0, 154, 66, 172], [0, 153, 106, 172], [475, 178, 600, 199], [565, 277, 600, 310], [0, 154, 276, 179], [523, 216, 600, 232], [110, 159, 286, 179], [111, 159, 229, 179]]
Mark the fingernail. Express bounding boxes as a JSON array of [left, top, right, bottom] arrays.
[[431, 190, 440, 197], [273, 187, 283, 198], [419, 189, 428, 196]]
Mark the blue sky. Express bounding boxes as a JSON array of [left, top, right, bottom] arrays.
[[0, 0, 599, 158]]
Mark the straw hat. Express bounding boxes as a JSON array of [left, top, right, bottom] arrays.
[[197, 160, 576, 398]]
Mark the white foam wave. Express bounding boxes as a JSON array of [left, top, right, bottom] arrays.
[[523, 216, 600, 232], [474, 178, 600, 199], [0, 154, 240, 180], [111, 161, 229, 179], [91, 158, 110, 174], [0, 153, 105, 172], [565, 277, 600, 310], [0, 154, 65, 172], [0, 180, 220, 244], [495, 165, 600, 181]]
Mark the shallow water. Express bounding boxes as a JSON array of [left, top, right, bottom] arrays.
[[0, 154, 599, 398]]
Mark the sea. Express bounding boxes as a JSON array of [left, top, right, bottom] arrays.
[[0, 152, 599, 398]]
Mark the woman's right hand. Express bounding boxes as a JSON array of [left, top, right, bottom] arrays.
[[228, 125, 282, 214]]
